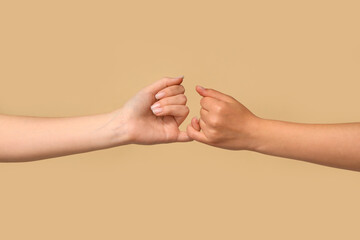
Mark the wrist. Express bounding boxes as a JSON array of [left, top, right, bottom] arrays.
[[101, 108, 134, 147], [245, 116, 269, 152]]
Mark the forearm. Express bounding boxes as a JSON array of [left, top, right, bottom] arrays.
[[0, 111, 128, 162], [252, 119, 360, 171]]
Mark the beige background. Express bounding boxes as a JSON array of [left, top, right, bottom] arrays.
[[1, 0, 360, 239]]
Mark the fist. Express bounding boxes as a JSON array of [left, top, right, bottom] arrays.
[[112, 76, 191, 145], [186, 86, 261, 150]]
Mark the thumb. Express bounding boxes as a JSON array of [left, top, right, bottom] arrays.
[[195, 85, 233, 102], [146, 76, 184, 95]]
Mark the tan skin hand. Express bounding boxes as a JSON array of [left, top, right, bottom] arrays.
[[186, 86, 260, 150], [187, 85, 360, 171], [108, 77, 191, 145]]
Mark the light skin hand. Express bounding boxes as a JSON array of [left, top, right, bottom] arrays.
[[108, 76, 191, 145], [187, 86, 360, 171], [0, 77, 191, 162]]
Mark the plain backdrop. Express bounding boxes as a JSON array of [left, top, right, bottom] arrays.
[[1, 0, 360, 239]]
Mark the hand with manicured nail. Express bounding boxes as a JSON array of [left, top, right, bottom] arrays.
[[111, 76, 191, 145], [0, 76, 191, 162], [4, 77, 360, 171]]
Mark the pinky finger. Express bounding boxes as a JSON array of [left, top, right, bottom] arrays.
[[186, 124, 209, 143], [191, 117, 201, 131], [177, 131, 192, 142]]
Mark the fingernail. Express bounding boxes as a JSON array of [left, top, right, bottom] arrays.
[[151, 102, 160, 110], [197, 85, 205, 90], [177, 75, 184, 79], [152, 108, 162, 114], [155, 91, 165, 100]]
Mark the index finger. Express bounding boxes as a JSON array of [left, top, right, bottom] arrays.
[[145, 76, 184, 95], [200, 97, 221, 111], [196, 85, 234, 103]]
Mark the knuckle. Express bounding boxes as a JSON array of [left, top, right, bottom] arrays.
[[208, 117, 220, 127], [200, 97, 208, 106], [215, 104, 222, 113], [161, 105, 169, 114], [214, 102, 226, 113], [182, 106, 190, 115], [179, 85, 185, 93], [184, 106, 190, 113], [158, 98, 166, 106], [180, 94, 187, 104], [160, 88, 169, 96]]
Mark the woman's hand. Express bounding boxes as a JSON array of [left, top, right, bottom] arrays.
[[186, 86, 261, 150], [109, 77, 191, 145], [0, 77, 191, 162]]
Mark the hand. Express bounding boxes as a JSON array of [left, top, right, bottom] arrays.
[[109, 77, 191, 145], [186, 86, 261, 150]]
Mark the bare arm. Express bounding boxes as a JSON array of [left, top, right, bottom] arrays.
[[253, 120, 360, 171], [0, 113, 123, 161], [0, 77, 190, 162], [187, 86, 360, 171]]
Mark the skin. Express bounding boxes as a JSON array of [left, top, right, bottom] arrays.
[[0, 77, 190, 162], [187, 86, 360, 171], [2, 79, 359, 171]]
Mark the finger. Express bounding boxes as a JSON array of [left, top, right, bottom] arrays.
[[145, 76, 184, 95], [151, 104, 189, 117], [198, 119, 214, 140], [200, 97, 221, 111], [177, 131, 192, 142], [199, 108, 209, 121], [155, 85, 185, 100], [199, 118, 207, 130], [174, 111, 190, 126], [150, 94, 187, 110], [196, 85, 234, 102], [191, 117, 201, 131], [186, 124, 209, 143]]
